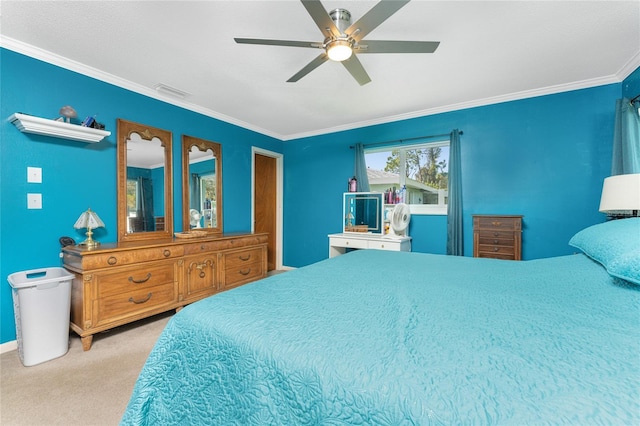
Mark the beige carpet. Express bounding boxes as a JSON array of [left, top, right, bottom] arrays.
[[0, 311, 173, 426]]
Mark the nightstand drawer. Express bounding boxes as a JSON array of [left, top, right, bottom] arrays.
[[477, 244, 515, 256], [475, 216, 520, 231], [477, 234, 515, 247]]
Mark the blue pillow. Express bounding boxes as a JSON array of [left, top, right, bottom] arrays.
[[569, 218, 640, 285]]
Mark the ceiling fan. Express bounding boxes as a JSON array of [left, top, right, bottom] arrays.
[[234, 0, 440, 86]]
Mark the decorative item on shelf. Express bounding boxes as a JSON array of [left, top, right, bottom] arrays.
[[599, 173, 640, 218], [59, 106, 77, 123], [73, 208, 105, 248], [81, 115, 105, 130]]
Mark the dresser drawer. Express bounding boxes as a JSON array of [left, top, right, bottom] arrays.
[[95, 282, 177, 326], [223, 247, 264, 270], [224, 261, 264, 288], [95, 262, 177, 298], [82, 246, 183, 269]]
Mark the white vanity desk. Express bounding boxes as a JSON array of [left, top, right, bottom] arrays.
[[328, 233, 412, 258]]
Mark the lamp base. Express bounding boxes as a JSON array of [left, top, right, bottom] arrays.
[[78, 239, 100, 248], [78, 229, 100, 248]]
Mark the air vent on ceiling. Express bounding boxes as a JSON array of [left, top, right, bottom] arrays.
[[154, 83, 191, 99]]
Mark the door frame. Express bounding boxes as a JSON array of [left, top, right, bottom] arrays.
[[251, 147, 283, 270]]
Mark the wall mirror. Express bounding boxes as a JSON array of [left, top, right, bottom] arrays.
[[117, 119, 173, 241], [182, 135, 223, 234]]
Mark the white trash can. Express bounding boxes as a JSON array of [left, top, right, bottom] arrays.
[[8, 267, 73, 366]]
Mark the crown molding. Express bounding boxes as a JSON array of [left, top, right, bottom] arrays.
[[3, 36, 637, 142], [0, 37, 284, 140], [283, 72, 628, 141], [616, 50, 640, 81]]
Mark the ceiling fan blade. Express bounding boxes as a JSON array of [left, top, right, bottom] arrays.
[[356, 40, 440, 54], [342, 55, 371, 86], [346, 0, 410, 42], [235, 38, 321, 49], [301, 0, 340, 38], [287, 53, 329, 82]]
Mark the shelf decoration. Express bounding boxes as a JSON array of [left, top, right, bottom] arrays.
[[9, 112, 110, 143]]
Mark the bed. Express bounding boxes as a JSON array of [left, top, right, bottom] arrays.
[[121, 218, 640, 425]]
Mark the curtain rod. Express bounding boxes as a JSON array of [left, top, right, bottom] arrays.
[[350, 130, 462, 149]]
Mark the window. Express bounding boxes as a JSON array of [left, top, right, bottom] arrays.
[[199, 173, 217, 212], [126, 179, 139, 218], [365, 140, 449, 215]]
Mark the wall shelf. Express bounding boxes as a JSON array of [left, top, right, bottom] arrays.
[[9, 113, 111, 143]]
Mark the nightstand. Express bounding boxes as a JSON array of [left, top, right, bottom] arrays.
[[473, 215, 523, 260]]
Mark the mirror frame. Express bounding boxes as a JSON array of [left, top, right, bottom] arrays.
[[182, 135, 223, 234], [117, 119, 173, 242]]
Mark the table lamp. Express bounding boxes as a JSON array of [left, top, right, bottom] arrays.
[[74, 208, 105, 248], [599, 173, 640, 218]]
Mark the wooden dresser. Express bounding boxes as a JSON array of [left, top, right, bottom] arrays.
[[62, 233, 267, 351], [473, 215, 523, 260]]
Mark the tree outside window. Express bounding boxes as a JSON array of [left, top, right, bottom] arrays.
[[365, 141, 449, 214]]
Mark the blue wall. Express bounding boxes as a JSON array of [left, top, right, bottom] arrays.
[[282, 83, 626, 267], [0, 49, 282, 344], [1, 46, 636, 345]]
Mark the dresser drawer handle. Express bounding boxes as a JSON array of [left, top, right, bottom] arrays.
[[163, 249, 171, 257], [107, 256, 117, 265], [128, 273, 152, 284], [494, 247, 500, 252], [493, 232, 499, 237], [239, 254, 251, 261], [129, 293, 152, 304], [493, 239, 499, 244], [239, 268, 251, 276], [492, 221, 502, 226]]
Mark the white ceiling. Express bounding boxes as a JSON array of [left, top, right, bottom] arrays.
[[1, 1, 639, 141]]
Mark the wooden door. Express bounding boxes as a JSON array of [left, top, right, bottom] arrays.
[[254, 153, 277, 271]]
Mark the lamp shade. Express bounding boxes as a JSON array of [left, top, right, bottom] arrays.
[[74, 208, 105, 230], [599, 173, 640, 213]]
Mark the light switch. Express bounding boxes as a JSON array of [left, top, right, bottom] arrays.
[[27, 167, 42, 183], [27, 193, 42, 209]]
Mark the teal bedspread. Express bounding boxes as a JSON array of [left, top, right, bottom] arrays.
[[121, 250, 640, 425]]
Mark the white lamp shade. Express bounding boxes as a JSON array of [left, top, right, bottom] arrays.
[[74, 208, 105, 229], [599, 173, 640, 212]]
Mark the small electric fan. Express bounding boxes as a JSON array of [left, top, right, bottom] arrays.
[[189, 209, 202, 228], [388, 203, 411, 237]]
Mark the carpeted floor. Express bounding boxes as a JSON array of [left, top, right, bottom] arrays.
[[0, 311, 173, 426], [1, 270, 288, 425]]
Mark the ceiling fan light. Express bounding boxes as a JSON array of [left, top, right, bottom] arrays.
[[327, 40, 353, 62]]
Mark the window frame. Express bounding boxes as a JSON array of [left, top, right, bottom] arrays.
[[365, 140, 449, 216]]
